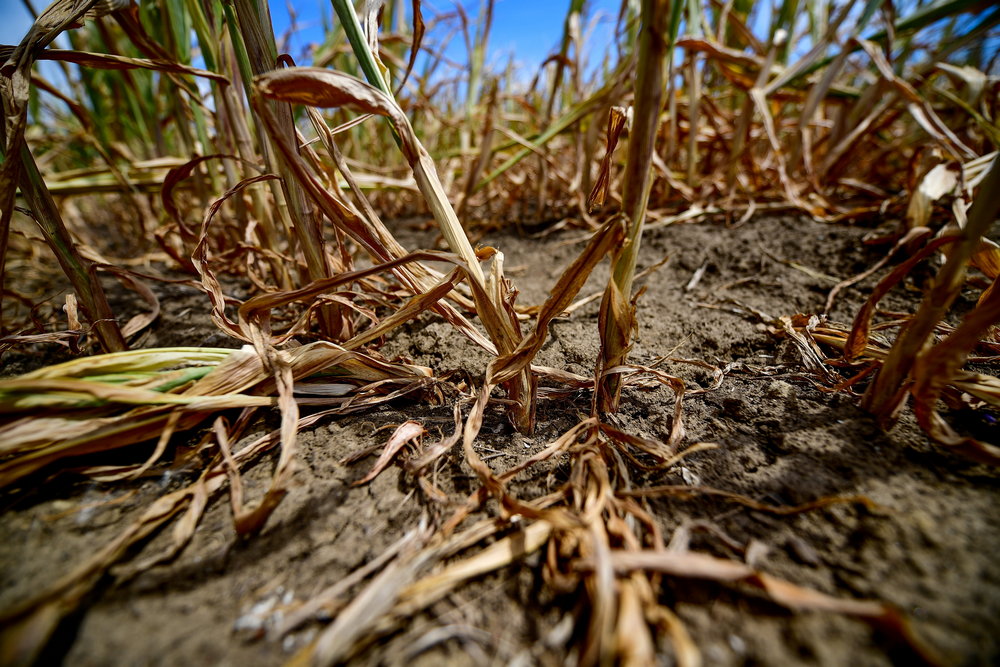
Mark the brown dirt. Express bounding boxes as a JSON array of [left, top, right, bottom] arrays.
[[2, 216, 999, 666]]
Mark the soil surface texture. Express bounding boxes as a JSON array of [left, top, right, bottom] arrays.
[[2, 215, 998, 666]]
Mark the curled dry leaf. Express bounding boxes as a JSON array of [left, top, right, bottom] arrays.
[[596, 549, 942, 665], [32, 49, 229, 83], [911, 280, 1000, 464], [353, 420, 425, 486], [844, 234, 960, 362], [825, 226, 933, 314], [906, 162, 959, 229], [587, 106, 628, 212], [489, 216, 625, 385]]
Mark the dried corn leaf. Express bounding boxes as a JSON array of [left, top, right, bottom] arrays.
[[601, 550, 941, 664], [826, 227, 932, 314], [489, 217, 624, 385], [353, 420, 424, 485], [906, 163, 959, 229], [858, 38, 976, 160], [844, 235, 959, 362], [587, 106, 628, 212], [396, 520, 553, 615], [33, 49, 228, 82], [912, 280, 1000, 464], [971, 238, 1000, 280], [298, 525, 437, 666], [596, 275, 634, 411]]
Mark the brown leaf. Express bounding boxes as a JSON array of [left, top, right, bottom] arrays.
[[394, 0, 425, 96], [587, 106, 628, 212], [255, 67, 400, 120], [489, 217, 624, 385], [971, 238, 1000, 280], [911, 278, 1000, 465], [397, 521, 553, 614], [353, 420, 424, 486], [601, 549, 942, 665], [161, 154, 245, 238], [596, 275, 633, 412], [826, 226, 932, 314], [193, 172, 282, 342], [37, 49, 228, 82], [844, 234, 959, 362]]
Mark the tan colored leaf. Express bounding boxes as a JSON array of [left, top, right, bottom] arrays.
[[971, 238, 1000, 279], [912, 279, 1000, 465], [844, 234, 959, 362], [489, 217, 624, 385], [587, 106, 628, 212], [906, 163, 959, 229], [353, 420, 424, 486], [255, 67, 400, 125], [602, 549, 941, 664], [397, 521, 552, 614], [36, 49, 228, 82]]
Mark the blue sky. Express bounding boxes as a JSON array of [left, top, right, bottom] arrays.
[[270, 0, 620, 77], [1, 0, 620, 76], [1, 0, 37, 46]]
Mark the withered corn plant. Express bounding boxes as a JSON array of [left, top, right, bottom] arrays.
[[810, 154, 1000, 464], [0, 0, 997, 664], [597, 0, 671, 413]]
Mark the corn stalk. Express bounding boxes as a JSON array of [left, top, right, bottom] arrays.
[[862, 156, 1000, 422], [325, 0, 536, 431], [597, 0, 671, 413]]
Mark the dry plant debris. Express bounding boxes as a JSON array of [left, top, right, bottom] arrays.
[[1, 0, 999, 664]]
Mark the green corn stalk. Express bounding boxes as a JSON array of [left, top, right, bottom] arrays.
[[597, 0, 671, 413], [330, 0, 391, 95], [328, 0, 542, 431], [535, 0, 583, 217], [685, 0, 702, 187], [329, 0, 483, 286], [663, 0, 685, 163], [228, 0, 341, 331], [462, 0, 494, 156]]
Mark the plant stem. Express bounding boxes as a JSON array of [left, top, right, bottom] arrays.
[[862, 156, 1000, 421], [18, 142, 127, 352], [597, 0, 670, 413]]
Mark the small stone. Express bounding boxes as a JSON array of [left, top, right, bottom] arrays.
[[680, 466, 700, 486]]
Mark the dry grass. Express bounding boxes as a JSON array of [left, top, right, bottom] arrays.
[[1, 0, 998, 664]]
